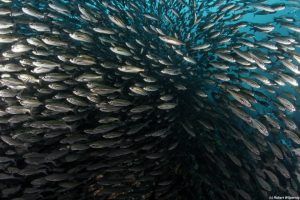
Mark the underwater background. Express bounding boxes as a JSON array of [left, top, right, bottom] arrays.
[[0, 0, 299, 199]]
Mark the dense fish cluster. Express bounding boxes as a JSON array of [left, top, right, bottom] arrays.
[[0, 0, 299, 199]]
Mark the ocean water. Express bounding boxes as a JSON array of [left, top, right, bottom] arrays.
[[0, 0, 299, 199]]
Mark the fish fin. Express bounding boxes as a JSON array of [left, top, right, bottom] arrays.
[[68, 124, 78, 132]]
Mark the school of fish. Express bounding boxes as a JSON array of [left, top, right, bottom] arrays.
[[0, 0, 299, 199]]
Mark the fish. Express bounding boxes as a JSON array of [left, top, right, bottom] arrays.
[[0, 0, 298, 200], [159, 35, 184, 46], [118, 65, 144, 73]]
